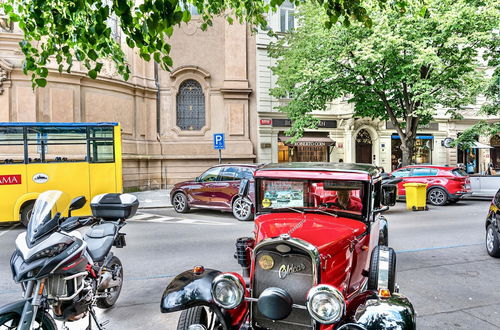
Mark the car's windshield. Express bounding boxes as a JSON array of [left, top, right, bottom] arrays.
[[257, 178, 367, 219]]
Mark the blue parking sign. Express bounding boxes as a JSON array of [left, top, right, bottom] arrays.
[[213, 133, 225, 150]]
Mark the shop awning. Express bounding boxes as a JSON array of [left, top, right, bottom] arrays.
[[471, 142, 493, 149], [391, 135, 434, 140], [278, 133, 336, 147]]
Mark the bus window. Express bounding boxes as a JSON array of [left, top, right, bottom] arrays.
[[27, 127, 87, 162], [0, 127, 24, 164], [89, 127, 114, 163]]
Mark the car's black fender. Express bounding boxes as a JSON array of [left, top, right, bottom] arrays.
[[161, 268, 222, 313], [343, 293, 415, 330]]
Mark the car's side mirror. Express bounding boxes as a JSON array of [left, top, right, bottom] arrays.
[[381, 184, 397, 207], [68, 196, 86, 217], [195, 176, 200, 182], [239, 179, 250, 198]]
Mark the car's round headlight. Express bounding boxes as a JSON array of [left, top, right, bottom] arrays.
[[306, 285, 345, 324], [211, 273, 244, 309]]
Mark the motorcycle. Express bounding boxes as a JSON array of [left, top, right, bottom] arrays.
[[0, 190, 139, 330]]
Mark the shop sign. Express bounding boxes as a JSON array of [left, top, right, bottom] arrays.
[[0, 174, 21, 185], [260, 119, 272, 125], [386, 121, 439, 130], [272, 119, 337, 128], [295, 141, 329, 146]]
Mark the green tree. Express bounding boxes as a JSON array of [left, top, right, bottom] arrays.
[[0, 0, 392, 87], [453, 67, 500, 150], [269, 0, 500, 166]]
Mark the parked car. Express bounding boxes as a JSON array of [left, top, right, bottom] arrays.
[[161, 162, 415, 330], [485, 188, 500, 257], [390, 165, 471, 206], [470, 175, 500, 198], [170, 164, 262, 221]]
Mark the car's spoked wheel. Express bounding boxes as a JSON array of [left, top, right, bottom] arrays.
[[486, 224, 500, 257], [428, 188, 448, 206], [173, 193, 190, 213], [232, 197, 253, 221], [177, 306, 224, 330]]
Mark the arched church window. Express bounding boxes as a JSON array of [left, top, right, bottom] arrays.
[[176, 79, 205, 131]]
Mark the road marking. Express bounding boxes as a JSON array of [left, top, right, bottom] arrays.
[[0, 224, 20, 238], [397, 242, 482, 253], [130, 212, 234, 226]]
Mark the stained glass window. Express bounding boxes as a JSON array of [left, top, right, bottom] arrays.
[[176, 79, 205, 131]]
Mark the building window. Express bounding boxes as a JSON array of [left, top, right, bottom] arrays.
[[280, 1, 295, 32], [176, 79, 205, 131]]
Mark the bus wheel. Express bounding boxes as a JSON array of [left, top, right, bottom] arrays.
[[20, 202, 35, 227]]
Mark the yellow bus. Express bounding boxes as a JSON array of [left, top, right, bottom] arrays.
[[0, 122, 123, 225]]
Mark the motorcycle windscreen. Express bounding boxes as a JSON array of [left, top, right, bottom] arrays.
[[26, 190, 70, 245]]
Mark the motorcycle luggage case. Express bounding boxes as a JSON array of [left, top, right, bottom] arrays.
[[90, 193, 139, 220]]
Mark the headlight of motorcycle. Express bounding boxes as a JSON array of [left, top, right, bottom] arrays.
[[211, 273, 244, 309], [28, 243, 67, 262], [306, 284, 345, 324]]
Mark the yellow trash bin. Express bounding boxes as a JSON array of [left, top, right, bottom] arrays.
[[404, 183, 428, 211]]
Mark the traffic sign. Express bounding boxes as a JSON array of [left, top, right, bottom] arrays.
[[213, 133, 225, 150]]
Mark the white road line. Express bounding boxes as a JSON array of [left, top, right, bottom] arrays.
[[0, 224, 20, 238]]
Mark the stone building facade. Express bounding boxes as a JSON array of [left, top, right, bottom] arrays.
[[255, 4, 500, 174], [0, 13, 257, 189]]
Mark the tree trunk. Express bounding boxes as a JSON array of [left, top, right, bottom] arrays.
[[400, 137, 415, 167]]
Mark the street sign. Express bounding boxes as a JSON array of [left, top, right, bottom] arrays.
[[213, 133, 225, 150]]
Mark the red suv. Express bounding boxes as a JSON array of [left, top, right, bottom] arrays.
[[390, 165, 471, 206], [170, 164, 261, 221]]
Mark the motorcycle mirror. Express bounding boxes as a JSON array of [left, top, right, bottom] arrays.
[[68, 196, 86, 217], [380, 172, 390, 179], [239, 179, 250, 198]]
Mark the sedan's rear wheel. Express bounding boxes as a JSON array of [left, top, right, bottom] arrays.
[[427, 188, 448, 206], [486, 224, 500, 258], [173, 193, 190, 213], [232, 197, 253, 221]]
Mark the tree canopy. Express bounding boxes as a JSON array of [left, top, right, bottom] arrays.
[[0, 0, 398, 87], [269, 0, 500, 165]]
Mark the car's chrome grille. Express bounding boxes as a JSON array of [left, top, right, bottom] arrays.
[[252, 245, 314, 330]]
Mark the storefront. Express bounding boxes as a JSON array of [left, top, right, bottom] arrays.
[[491, 135, 500, 171], [391, 134, 434, 170], [278, 132, 336, 162]]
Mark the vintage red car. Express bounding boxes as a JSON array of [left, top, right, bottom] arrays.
[[161, 163, 415, 330]]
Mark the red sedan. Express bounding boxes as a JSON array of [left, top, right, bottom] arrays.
[[170, 164, 261, 221], [390, 165, 471, 206]]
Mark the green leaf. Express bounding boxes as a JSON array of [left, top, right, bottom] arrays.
[[88, 70, 97, 79], [88, 49, 98, 61], [35, 78, 47, 87], [154, 52, 161, 63], [162, 55, 173, 67], [182, 10, 191, 23]]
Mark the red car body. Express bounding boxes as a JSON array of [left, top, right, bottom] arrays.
[[170, 164, 261, 220], [161, 163, 415, 330], [390, 165, 471, 205]]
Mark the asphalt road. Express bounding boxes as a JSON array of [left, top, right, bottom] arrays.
[[0, 199, 498, 329]]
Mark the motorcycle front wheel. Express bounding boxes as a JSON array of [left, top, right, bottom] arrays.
[[0, 311, 56, 330]]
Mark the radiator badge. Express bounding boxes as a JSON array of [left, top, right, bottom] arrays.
[[278, 263, 306, 279], [258, 255, 274, 270]]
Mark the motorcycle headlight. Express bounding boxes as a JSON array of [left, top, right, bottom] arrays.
[[306, 285, 345, 324], [28, 243, 67, 262], [211, 273, 244, 309]]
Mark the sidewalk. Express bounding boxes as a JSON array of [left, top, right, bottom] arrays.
[[130, 189, 172, 209]]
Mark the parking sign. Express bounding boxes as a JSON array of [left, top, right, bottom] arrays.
[[213, 133, 225, 150]]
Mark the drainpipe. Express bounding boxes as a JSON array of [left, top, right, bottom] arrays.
[[154, 61, 165, 188]]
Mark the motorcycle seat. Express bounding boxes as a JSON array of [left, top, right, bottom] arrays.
[[84, 223, 117, 262]]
